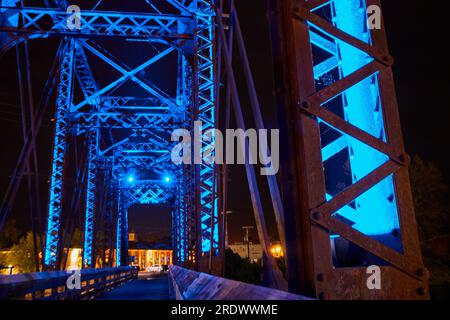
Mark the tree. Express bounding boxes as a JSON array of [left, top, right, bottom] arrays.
[[9, 232, 42, 273], [410, 156, 450, 240], [0, 219, 20, 249], [224, 248, 262, 285], [409, 156, 450, 298], [71, 228, 82, 248]]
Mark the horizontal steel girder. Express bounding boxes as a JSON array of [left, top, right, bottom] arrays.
[[0, 6, 194, 41]]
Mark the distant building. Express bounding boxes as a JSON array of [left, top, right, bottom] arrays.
[[228, 243, 263, 262], [228, 242, 284, 262], [1, 233, 172, 274], [128, 235, 172, 270]]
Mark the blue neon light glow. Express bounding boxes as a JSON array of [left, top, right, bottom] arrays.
[[312, 0, 400, 238], [39, 1, 219, 266]]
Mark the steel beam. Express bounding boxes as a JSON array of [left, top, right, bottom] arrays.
[[44, 38, 75, 269], [0, 6, 193, 41]]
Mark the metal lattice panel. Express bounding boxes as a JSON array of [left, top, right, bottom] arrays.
[[44, 39, 75, 267]]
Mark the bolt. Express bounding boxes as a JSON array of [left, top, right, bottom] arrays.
[[381, 55, 393, 65], [318, 292, 328, 300], [317, 273, 325, 282], [416, 268, 425, 277], [302, 101, 310, 109], [397, 153, 410, 165], [311, 211, 321, 221], [392, 229, 400, 237]]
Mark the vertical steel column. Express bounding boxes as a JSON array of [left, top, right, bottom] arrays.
[[173, 182, 186, 265], [116, 190, 129, 267], [174, 19, 191, 264], [104, 163, 116, 267], [82, 128, 98, 268], [269, 0, 428, 299], [192, 0, 220, 273], [44, 38, 75, 269], [115, 191, 122, 267]]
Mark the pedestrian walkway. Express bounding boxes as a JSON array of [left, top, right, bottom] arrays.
[[96, 272, 170, 300]]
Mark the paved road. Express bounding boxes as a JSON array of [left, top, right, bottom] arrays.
[[96, 272, 171, 300]]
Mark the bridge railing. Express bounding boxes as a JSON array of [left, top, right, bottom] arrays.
[[169, 265, 310, 300], [0, 267, 138, 300]]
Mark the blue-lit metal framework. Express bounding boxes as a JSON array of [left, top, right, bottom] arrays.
[[45, 38, 75, 266], [269, 0, 428, 299], [192, 0, 219, 267], [1, 0, 429, 300], [0, 0, 220, 271]]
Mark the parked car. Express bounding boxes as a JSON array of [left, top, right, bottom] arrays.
[[146, 264, 163, 273]]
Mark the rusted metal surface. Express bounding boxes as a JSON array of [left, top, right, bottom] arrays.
[[268, 0, 429, 299], [169, 265, 310, 300], [293, 6, 392, 64]]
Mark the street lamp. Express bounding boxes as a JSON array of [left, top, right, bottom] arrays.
[[242, 226, 254, 260]]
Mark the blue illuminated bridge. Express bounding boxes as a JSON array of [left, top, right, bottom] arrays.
[[0, 0, 429, 300]]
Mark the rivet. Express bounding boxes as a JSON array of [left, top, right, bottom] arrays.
[[392, 229, 400, 237], [417, 287, 425, 296], [302, 101, 310, 109], [311, 212, 321, 221], [271, 10, 280, 16], [318, 292, 328, 300]]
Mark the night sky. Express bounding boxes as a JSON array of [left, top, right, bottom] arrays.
[[0, 1, 449, 245]]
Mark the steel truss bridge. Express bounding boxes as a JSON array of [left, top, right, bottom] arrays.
[[0, 0, 429, 300]]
